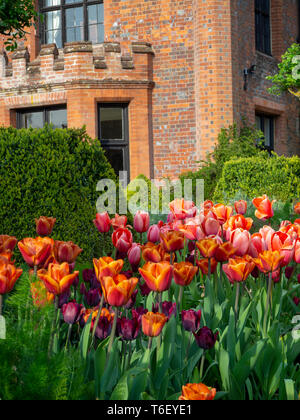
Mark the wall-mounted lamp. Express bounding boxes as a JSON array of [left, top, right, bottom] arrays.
[[243, 64, 256, 91]]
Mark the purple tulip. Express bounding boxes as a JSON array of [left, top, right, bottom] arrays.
[[285, 266, 294, 280], [181, 309, 202, 332], [117, 317, 140, 341], [139, 280, 152, 297], [94, 316, 112, 340], [84, 288, 102, 307], [153, 301, 177, 319], [193, 326, 218, 350], [82, 268, 99, 289], [61, 301, 83, 325], [124, 289, 138, 310], [132, 306, 148, 322], [58, 288, 71, 308]]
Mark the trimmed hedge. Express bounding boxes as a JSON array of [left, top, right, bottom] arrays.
[[214, 154, 300, 203], [0, 125, 116, 262]]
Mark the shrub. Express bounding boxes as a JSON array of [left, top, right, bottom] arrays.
[[179, 123, 266, 200], [214, 154, 300, 203], [0, 125, 116, 262]]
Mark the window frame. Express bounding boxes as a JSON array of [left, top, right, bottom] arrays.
[[16, 105, 68, 129], [255, 0, 272, 56], [255, 112, 275, 153], [39, 0, 104, 48], [98, 103, 130, 179]]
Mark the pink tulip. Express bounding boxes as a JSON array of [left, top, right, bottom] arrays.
[[234, 200, 247, 215], [229, 228, 251, 257], [295, 239, 300, 264], [271, 232, 295, 267], [93, 212, 111, 233], [259, 225, 275, 250], [134, 211, 150, 234], [248, 233, 267, 258], [128, 244, 141, 271], [147, 225, 161, 243]]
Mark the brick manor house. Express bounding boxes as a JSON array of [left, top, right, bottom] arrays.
[[0, 0, 299, 180]]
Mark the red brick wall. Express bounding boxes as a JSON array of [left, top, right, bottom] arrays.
[[0, 0, 299, 180]]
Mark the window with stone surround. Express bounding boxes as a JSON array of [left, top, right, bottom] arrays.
[[39, 0, 104, 49], [255, 113, 275, 153], [98, 104, 130, 179], [17, 106, 67, 129], [255, 0, 271, 55]]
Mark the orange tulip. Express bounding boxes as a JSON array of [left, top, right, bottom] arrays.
[[31, 280, 54, 307], [294, 202, 300, 215], [197, 258, 218, 276], [139, 261, 173, 292], [18, 237, 53, 268], [111, 214, 128, 230], [54, 240, 82, 263], [93, 256, 124, 280], [0, 235, 17, 253], [169, 199, 197, 220], [0, 259, 23, 295], [212, 204, 233, 225], [252, 195, 275, 220], [254, 250, 284, 273], [279, 222, 300, 240], [35, 216, 56, 236], [179, 383, 216, 401], [214, 242, 236, 262], [270, 231, 295, 267], [160, 231, 185, 253], [142, 242, 170, 263], [0, 250, 14, 263], [37, 262, 79, 295], [173, 262, 198, 286], [196, 238, 219, 259], [141, 311, 168, 337], [101, 274, 138, 307], [223, 257, 255, 284], [234, 200, 247, 215], [224, 215, 253, 232]]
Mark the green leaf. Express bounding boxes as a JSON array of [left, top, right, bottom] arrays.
[[79, 313, 93, 360], [284, 379, 297, 401]]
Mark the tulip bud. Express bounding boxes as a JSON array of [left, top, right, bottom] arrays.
[[134, 211, 150, 233], [147, 224, 160, 243], [293, 297, 300, 306], [152, 301, 177, 319], [181, 309, 202, 332], [35, 216, 56, 236], [93, 212, 111, 233], [117, 317, 140, 341], [132, 306, 148, 322], [193, 326, 218, 350], [84, 288, 102, 307], [297, 274, 300, 284], [285, 266, 294, 280], [61, 301, 83, 324], [234, 200, 247, 215], [127, 244, 141, 272]]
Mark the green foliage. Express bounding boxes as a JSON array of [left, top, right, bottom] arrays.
[[0, 125, 116, 263], [0, 0, 38, 51], [267, 43, 300, 97], [214, 153, 300, 203], [0, 273, 92, 400], [179, 123, 266, 200]]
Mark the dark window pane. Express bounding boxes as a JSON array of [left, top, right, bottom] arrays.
[[20, 111, 44, 129], [49, 109, 68, 128], [66, 7, 84, 43], [103, 148, 125, 175], [100, 107, 124, 140], [255, 0, 271, 55]]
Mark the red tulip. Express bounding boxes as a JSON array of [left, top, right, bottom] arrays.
[[229, 229, 251, 257], [0, 235, 17, 253], [111, 214, 128, 230], [252, 195, 275, 220], [35, 216, 56, 236], [93, 212, 111, 233], [112, 228, 133, 255], [270, 232, 295, 267], [127, 243, 141, 271], [18, 237, 53, 268], [234, 200, 247, 215], [248, 233, 268, 258], [0, 259, 23, 295], [295, 239, 300, 264], [223, 256, 255, 284], [54, 240, 82, 264], [101, 274, 138, 307], [294, 202, 300, 215], [147, 224, 161, 243], [169, 199, 197, 220]]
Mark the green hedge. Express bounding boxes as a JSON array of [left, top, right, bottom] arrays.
[[0, 125, 116, 262], [214, 154, 300, 203]]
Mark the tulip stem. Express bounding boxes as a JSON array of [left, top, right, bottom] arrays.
[[199, 352, 206, 381], [157, 293, 162, 352], [107, 307, 118, 358], [263, 272, 273, 337], [234, 283, 240, 321], [33, 265, 38, 278], [178, 286, 184, 312], [208, 258, 211, 281], [148, 336, 152, 350], [90, 294, 105, 347], [65, 324, 72, 352], [48, 295, 59, 359]]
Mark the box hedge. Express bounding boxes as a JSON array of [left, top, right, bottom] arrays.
[[0, 125, 116, 262], [214, 154, 300, 203]]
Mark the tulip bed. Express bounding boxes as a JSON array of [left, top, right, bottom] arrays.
[[0, 197, 300, 400]]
